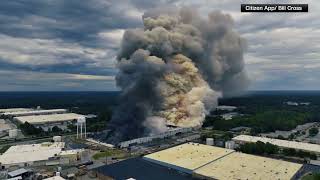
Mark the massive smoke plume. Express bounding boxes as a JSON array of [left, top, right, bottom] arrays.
[[107, 8, 249, 143]]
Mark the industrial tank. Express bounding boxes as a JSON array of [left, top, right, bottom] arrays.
[[53, 136, 62, 142], [206, 138, 214, 146]]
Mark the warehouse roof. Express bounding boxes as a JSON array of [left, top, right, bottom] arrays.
[[8, 168, 29, 177], [0, 142, 65, 165], [193, 152, 302, 180], [14, 113, 83, 124], [94, 158, 193, 180], [4, 109, 67, 116], [233, 135, 320, 154], [143, 143, 234, 172], [0, 108, 32, 113], [216, 105, 237, 110]]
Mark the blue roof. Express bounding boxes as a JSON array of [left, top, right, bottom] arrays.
[[93, 158, 193, 180]]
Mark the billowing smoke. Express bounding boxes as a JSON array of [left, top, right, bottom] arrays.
[[107, 8, 249, 143]]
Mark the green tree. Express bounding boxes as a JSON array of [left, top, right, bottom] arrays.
[[238, 141, 279, 155], [309, 128, 319, 137], [19, 122, 44, 136], [51, 126, 62, 133], [283, 148, 296, 156]]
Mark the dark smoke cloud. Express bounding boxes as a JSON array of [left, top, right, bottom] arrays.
[[107, 8, 249, 143]]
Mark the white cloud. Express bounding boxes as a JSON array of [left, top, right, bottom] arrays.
[[0, 34, 112, 66], [0, 70, 117, 91], [98, 29, 125, 47]]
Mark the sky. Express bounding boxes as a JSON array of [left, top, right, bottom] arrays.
[[0, 0, 319, 91]]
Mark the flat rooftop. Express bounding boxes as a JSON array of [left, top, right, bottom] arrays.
[[0, 142, 65, 165], [3, 109, 67, 116], [14, 113, 83, 124], [0, 108, 32, 113], [233, 135, 320, 154], [216, 105, 237, 110], [94, 158, 193, 180], [193, 152, 302, 180], [143, 143, 234, 172]]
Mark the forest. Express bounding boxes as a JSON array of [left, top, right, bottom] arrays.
[[204, 91, 320, 134]]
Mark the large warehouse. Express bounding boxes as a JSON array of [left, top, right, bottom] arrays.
[[119, 127, 194, 148], [144, 143, 234, 173], [3, 109, 67, 117], [0, 142, 83, 168], [232, 135, 320, 155], [0, 108, 32, 113], [143, 142, 303, 180], [193, 152, 302, 180], [14, 113, 83, 125], [93, 158, 193, 180], [13, 113, 84, 131]]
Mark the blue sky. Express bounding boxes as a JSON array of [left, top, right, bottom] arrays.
[[0, 0, 319, 91]]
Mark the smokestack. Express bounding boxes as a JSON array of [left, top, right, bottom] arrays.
[[106, 8, 249, 143]]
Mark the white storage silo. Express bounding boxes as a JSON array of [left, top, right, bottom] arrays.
[[225, 141, 235, 149], [77, 116, 86, 139], [206, 138, 214, 146], [53, 136, 62, 142]]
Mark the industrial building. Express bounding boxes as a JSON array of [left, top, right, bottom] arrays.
[[221, 112, 239, 120], [13, 113, 84, 131], [0, 108, 32, 113], [14, 113, 83, 125], [0, 142, 83, 169], [143, 143, 303, 180], [2, 109, 67, 117], [143, 143, 235, 174], [93, 158, 193, 180], [216, 105, 237, 111], [119, 127, 194, 148], [193, 152, 303, 180], [232, 135, 320, 155]]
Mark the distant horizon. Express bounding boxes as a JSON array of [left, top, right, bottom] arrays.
[[0, 90, 320, 93]]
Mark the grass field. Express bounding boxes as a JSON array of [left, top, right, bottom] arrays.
[[92, 149, 126, 160]]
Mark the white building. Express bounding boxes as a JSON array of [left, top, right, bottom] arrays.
[[14, 113, 82, 125], [0, 142, 83, 169], [3, 109, 67, 117], [0, 108, 32, 113], [14, 113, 83, 131], [221, 112, 239, 120], [143, 143, 303, 180], [216, 105, 237, 111], [119, 127, 194, 148], [284, 101, 299, 106], [233, 135, 320, 155]]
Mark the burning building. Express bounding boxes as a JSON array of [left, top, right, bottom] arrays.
[[107, 8, 248, 143]]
